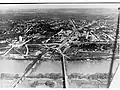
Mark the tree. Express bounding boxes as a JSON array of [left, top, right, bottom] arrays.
[[45, 80, 55, 88], [37, 73, 44, 78], [31, 81, 39, 87], [44, 73, 50, 78]]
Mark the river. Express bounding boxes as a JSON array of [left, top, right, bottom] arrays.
[[0, 58, 119, 75]]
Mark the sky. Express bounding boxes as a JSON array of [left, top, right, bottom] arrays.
[[0, 4, 120, 10]]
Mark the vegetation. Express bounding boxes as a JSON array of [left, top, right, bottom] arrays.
[[30, 81, 40, 87], [45, 80, 55, 88], [0, 72, 109, 88], [0, 73, 109, 80]]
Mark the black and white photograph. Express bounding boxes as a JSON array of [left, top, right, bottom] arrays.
[[0, 3, 119, 88]]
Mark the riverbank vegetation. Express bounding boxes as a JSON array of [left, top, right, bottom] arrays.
[[0, 72, 109, 88], [0, 72, 110, 80]]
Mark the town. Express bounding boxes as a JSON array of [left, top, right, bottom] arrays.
[[0, 8, 119, 88]]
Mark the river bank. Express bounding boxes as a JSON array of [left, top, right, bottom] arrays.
[[0, 72, 109, 88]]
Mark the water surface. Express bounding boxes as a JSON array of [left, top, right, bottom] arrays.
[[0, 59, 119, 75]]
